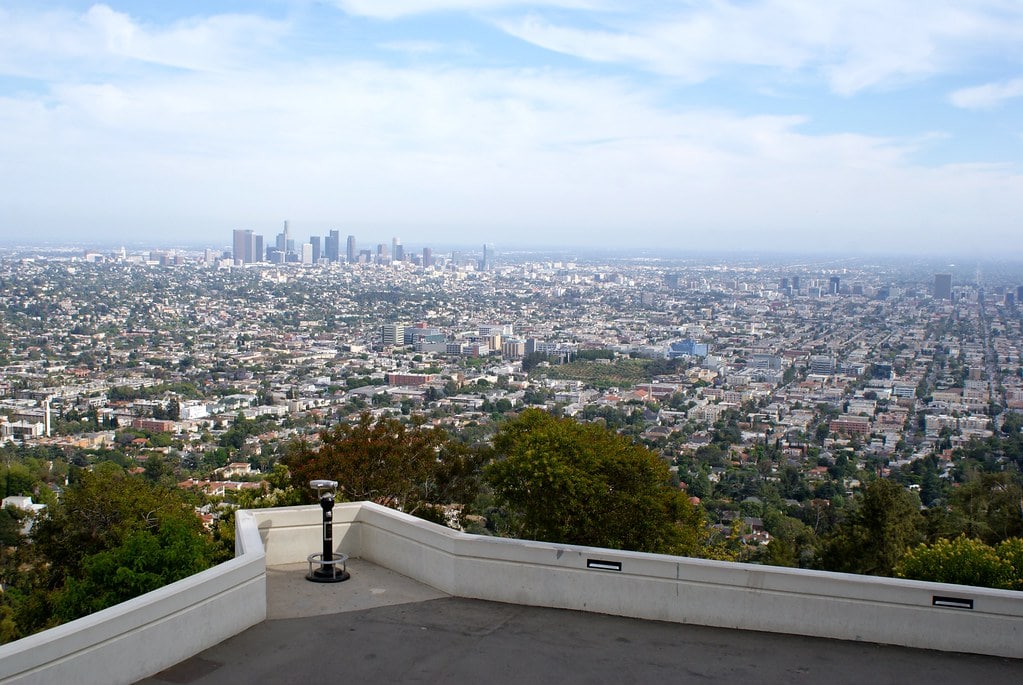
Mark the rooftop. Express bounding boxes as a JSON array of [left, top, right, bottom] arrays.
[[139, 559, 1022, 685]]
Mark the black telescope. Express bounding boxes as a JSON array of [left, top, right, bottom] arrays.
[[305, 479, 350, 583]]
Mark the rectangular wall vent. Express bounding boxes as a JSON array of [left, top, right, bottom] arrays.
[[932, 596, 974, 610], [586, 559, 622, 572]]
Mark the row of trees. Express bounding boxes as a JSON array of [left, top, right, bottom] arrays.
[[284, 409, 1023, 588], [285, 409, 712, 555], [3, 408, 1021, 643]]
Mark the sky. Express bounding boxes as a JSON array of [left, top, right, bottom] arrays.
[[1, 1, 1022, 256]]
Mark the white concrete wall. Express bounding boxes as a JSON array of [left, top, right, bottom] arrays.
[[250, 504, 361, 566], [4, 500, 1020, 684], [0, 509, 267, 685], [255, 502, 1023, 659]]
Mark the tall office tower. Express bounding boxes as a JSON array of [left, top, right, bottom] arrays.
[[377, 243, 389, 263], [253, 235, 263, 263], [480, 243, 491, 271], [1017, 285, 1023, 303], [301, 243, 313, 265], [392, 237, 402, 262], [422, 247, 433, 268], [829, 276, 841, 295], [780, 277, 790, 290], [276, 220, 294, 256], [381, 324, 405, 347], [233, 229, 254, 264], [934, 273, 952, 300], [310, 236, 321, 263], [791, 276, 800, 291], [346, 234, 356, 263], [325, 230, 340, 262]]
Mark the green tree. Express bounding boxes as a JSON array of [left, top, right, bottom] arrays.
[[52, 518, 218, 622], [817, 479, 924, 576], [484, 409, 704, 555], [895, 535, 1021, 590], [947, 472, 1023, 544], [33, 470, 218, 586], [285, 413, 483, 521], [12, 470, 222, 638], [759, 510, 816, 568], [2, 463, 36, 497]]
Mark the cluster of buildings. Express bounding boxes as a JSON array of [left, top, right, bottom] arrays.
[[232, 223, 493, 271], [2, 244, 1022, 540]]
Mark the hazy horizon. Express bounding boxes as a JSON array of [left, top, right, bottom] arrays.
[[1, 2, 1022, 256]]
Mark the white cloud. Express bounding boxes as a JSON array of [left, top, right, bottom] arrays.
[[2, 48, 1019, 253], [0, 3, 1021, 254], [949, 78, 1023, 109], [496, 1, 1023, 94], [334, 0, 600, 21], [0, 4, 287, 78]]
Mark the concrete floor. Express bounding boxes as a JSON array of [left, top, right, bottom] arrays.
[[139, 560, 1023, 685]]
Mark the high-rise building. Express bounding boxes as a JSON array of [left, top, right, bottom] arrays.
[[480, 243, 491, 271], [325, 230, 340, 262], [276, 221, 291, 253], [934, 273, 952, 300], [791, 276, 800, 291], [829, 276, 841, 295], [422, 247, 433, 268], [253, 235, 263, 263], [377, 243, 389, 264], [310, 236, 321, 263], [301, 243, 313, 265], [233, 229, 254, 264], [1017, 285, 1023, 304], [381, 324, 405, 347], [346, 235, 356, 263], [392, 237, 402, 263]]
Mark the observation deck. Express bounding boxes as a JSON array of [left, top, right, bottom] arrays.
[[1, 502, 1021, 684]]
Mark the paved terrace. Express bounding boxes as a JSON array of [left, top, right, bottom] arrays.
[[140, 559, 1022, 685]]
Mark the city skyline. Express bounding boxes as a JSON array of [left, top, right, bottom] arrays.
[[1, 2, 1022, 255]]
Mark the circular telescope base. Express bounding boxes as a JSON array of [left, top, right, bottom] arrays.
[[305, 552, 350, 583], [306, 568, 350, 583]]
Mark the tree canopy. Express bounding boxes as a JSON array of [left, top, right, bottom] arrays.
[[3, 469, 223, 641], [285, 413, 483, 521], [816, 478, 924, 576], [485, 409, 704, 555], [895, 535, 1023, 590]]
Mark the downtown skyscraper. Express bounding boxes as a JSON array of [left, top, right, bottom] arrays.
[[325, 230, 340, 262], [232, 229, 259, 264]]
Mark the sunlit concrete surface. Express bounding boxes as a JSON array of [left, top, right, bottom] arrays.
[[138, 559, 1023, 685], [265, 559, 448, 619]]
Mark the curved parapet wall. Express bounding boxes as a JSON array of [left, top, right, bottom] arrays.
[[0, 509, 267, 685], [249, 502, 1023, 659], [2, 501, 1019, 684]]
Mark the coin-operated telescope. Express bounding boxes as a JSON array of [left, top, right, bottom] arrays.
[[305, 479, 350, 583]]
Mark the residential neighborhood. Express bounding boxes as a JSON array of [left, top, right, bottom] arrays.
[[3, 243, 1021, 556]]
